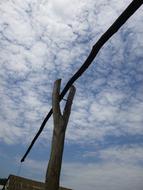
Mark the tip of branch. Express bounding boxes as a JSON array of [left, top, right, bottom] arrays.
[[21, 158, 24, 162]]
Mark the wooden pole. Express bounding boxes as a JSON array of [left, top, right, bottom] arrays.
[[45, 79, 76, 190]]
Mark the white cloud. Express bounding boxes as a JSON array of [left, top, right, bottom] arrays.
[[0, 0, 143, 147], [62, 162, 143, 190], [100, 146, 143, 164], [17, 155, 143, 190], [83, 145, 143, 164], [0, 121, 24, 144], [65, 88, 143, 143]]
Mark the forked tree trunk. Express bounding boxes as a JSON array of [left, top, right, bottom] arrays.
[[45, 79, 76, 190]]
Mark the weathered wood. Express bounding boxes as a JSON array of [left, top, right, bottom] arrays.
[[2, 175, 71, 190], [45, 79, 76, 190]]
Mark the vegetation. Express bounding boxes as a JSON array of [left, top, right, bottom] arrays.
[[0, 178, 7, 186]]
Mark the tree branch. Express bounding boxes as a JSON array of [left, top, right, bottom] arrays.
[[63, 86, 76, 126], [52, 79, 62, 119]]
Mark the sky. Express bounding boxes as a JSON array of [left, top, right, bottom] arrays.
[[0, 0, 143, 189]]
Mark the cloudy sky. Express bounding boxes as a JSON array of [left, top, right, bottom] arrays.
[[0, 0, 143, 189]]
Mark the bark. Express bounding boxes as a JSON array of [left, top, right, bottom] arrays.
[[45, 79, 76, 190]]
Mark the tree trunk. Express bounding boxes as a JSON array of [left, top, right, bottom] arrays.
[[45, 79, 76, 190]]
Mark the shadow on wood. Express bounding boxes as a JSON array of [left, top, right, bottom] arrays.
[[2, 175, 72, 190]]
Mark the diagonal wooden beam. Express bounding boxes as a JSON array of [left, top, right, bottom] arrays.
[[21, 0, 143, 162]]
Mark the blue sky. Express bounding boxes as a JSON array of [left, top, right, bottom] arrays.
[[0, 0, 143, 189]]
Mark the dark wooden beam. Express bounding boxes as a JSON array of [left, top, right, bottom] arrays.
[[21, 0, 143, 162]]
